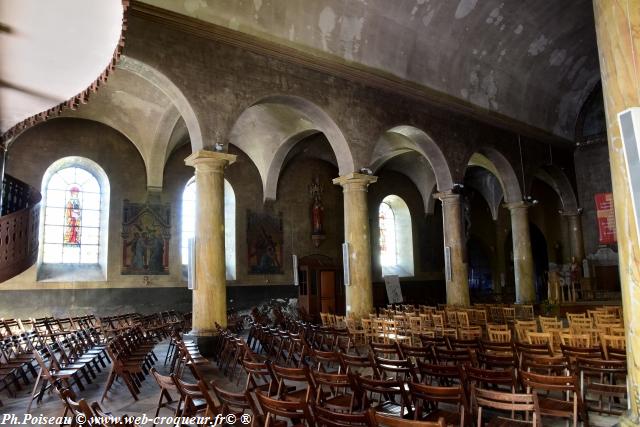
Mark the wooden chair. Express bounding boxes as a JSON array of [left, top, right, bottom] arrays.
[[311, 370, 356, 412], [600, 334, 626, 360], [521, 354, 569, 376], [526, 332, 554, 353], [338, 352, 377, 378], [370, 342, 402, 359], [366, 407, 445, 427], [271, 363, 315, 403], [256, 391, 315, 427], [560, 333, 591, 348], [350, 373, 413, 418], [399, 343, 435, 365], [173, 376, 217, 419], [576, 357, 627, 416], [28, 348, 84, 411], [471, 385, 539, 426], [417, 361, 463, 387], [519, 370, 586, 427], [150, 367, 180, 420], [61, 389, 95, 425], [488, 329, 512, 343], [210, 379, 261, 427], [464, 365, 517, 394], [514, 304, 535, 321], [373, 356, 419, 383], [312, 402, 369, 427], [408, 381, 467, 426], [515, 320, 538, 342], [457, 327, 482, 341]]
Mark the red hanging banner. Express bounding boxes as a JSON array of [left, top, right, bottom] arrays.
[[595, 192, 617, 244]]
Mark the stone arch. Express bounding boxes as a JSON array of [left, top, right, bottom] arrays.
[[229, 95, 354, 201], [533, 165, 579, 212], [369, 125, 453, 214], [467, 147, 522, 204], [116, 55, 204, 152]]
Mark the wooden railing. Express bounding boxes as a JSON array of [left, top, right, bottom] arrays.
[[0, 175, 41, 283]]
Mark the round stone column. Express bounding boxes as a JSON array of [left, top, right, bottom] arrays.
[[333, 173, 377, 319], [505, 201, 535, 303], [434, 191, 470, 306], [594, 2, 640, 423], [184, 150, 236, 345], [561, 210, 585, 261]]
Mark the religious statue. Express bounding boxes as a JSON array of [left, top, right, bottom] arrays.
[[64, 186, 81, 245], [309, 176, 326, 247]]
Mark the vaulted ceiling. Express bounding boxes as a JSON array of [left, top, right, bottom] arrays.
[[142, 0, 600, 141]]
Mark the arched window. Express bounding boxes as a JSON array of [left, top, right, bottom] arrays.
[[378, 195, 414, 277], [38, 157, 110, 281], [379, 202, 397, 267], [181, 178, 236, 280]]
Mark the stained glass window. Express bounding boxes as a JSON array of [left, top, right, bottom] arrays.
[[43, 167, 101, 264], [379, 201, 397, 267]]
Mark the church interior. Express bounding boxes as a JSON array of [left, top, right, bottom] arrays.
[[1, 1, 639, 425]]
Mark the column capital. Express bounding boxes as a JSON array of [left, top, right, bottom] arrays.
[[504, 201, 531, 211], [185, 150, 236, 171], [433, 190, 461, 204], [332, 173, 378, 189]]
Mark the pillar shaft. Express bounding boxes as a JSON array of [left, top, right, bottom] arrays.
[[506, 202, 535, 303], [593, 2, 640, 422], [435, 191, 470, 306], [562, 211, 585, 261], [185, 150, 236, 334], [333, 173, 377, 318]]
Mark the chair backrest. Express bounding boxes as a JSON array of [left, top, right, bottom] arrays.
[[373, 356, 419, 382], [312, 402, 368, 427], [458, 327, 482, 341], [370, 342, 402, 359], [271, 363, 315, 400], [350, 373, 412, 413], [519, 369, 578, 394], [521, 353, 569, 375], [366, 408, 445, 427], [256, 390, 315, 427], [560, 333, 591, 348], [526, 332, 554, 351], [471, 385, 537, 427], [338, 352, 376, 377], [408, 381, 466, 423], [211, 380, 259, 421], [417, 360, 463, 385], [465, 365, 517, 392], [488, 329, 512, 343], [62, 389, 95, 421], [399, 343, 434, 363]]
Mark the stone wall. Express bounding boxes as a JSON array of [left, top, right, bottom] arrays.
[[574, 142, 615, 256]]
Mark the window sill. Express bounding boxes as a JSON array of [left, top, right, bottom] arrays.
[[37, 264, 106, 282], [382, 265, 414, 278]]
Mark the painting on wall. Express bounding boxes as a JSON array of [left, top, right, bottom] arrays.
[[121, 200, 171, 275], [247, 210, 284, 274]]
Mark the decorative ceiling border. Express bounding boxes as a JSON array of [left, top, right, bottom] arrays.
[[1, 0, 131, 146], [128, 1, 570, 147]]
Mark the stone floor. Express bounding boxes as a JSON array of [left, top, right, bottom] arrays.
[[0, 340, 623, 426]]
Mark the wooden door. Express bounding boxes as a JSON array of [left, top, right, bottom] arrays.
[[320, 270, 336, 313]]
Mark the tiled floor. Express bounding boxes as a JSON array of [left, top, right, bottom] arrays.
[[0, 340, 623, 426]]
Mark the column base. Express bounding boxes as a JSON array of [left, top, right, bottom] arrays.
[[621, 413, 640, 426], [184, 330, 220, 358]]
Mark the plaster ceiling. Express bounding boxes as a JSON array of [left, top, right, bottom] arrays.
[[0, 0, 124, 134], [142, 0, 600, 141]]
